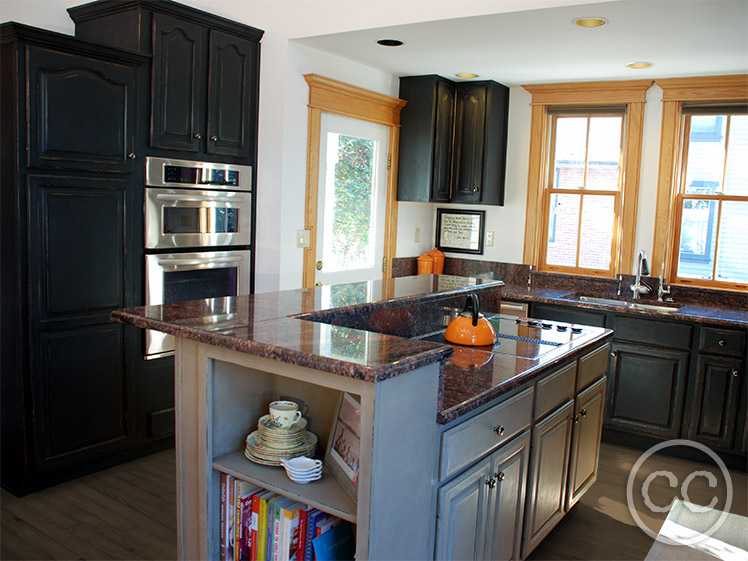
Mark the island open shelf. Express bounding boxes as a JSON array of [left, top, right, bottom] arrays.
[[213, 451, 357, 523]]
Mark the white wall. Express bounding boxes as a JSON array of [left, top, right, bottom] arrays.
[[0, 0, 657, 292]]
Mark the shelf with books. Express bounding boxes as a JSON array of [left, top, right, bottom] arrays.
[[213, 451, 357, 523]]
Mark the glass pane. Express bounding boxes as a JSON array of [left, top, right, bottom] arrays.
[[579, 195, 614, 270], [677, 198, 718, 280], [546, 193, 580, 267], [716, 200, 748, 283], [323, 133, 376, 272], [163, 268, 237, 303], [724, 115, 748, 196], [553, 117, 587, 189], [684, 116, 727, 195], [586, 117, 622, 190]]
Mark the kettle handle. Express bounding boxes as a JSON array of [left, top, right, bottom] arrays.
[[462, 292, 481, 326]]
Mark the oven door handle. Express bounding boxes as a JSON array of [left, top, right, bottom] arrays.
[[156, 256, 244, 267], [155, 194, 245, 203]]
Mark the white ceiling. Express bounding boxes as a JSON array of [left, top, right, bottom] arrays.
[[294, 0, 748, 86]]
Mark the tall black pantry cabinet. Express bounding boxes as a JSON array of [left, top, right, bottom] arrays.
[[0, 23, 172, 495]]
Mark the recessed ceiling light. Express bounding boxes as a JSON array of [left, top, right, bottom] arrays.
[[573, 16, 608, 28], [376, 39, 403, 47], [625, 61, 654, 69], [456, 73, 479, 79]]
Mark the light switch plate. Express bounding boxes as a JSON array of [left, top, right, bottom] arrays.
[[297, 229, 310, 248], [486, 231, 495, 246], [414, 227, 421, 243]]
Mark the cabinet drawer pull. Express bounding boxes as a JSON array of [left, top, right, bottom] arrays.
[[495, 472, 505, 482], [193, 132, 202, 139], [486, 478, 496, 489], [210, 135, 218, 141], [719, 339, 726, 347], [494, 425, 505, 436], [733, 369, 739, 378]]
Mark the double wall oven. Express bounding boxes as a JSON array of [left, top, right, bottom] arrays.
[[144, 157, 253, 358]]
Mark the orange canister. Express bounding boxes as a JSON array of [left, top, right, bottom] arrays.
[[417, 254, 434, 274], [428, 247, 445, 274]]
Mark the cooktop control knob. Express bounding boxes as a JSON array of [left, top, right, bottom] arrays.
[[556, 325, 568, 332], [542, 323, 552, 329], [527, 320, 540, 327], [571, 326, 583, 333]]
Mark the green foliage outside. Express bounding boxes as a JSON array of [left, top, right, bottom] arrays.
[[332, 134, 374, 267]]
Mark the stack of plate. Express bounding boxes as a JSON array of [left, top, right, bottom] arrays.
[[244, 415, 317, 466]]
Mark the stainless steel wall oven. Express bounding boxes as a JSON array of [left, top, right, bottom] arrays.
[[144, 157, 253, 358]]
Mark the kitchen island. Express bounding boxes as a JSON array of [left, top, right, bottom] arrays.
[[111, 275, 612, 560]]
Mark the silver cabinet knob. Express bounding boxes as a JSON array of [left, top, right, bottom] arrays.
[[495, 472, 505, 482], [128, 152, 136, 159], [719, 339, 726, 347], [573, 414, 580, 424], [610, 351, 617, 358], [486, 478, 496, 489], [732, 369, 739, 378], [494, 425, 505, 436], [210, 135, 218, 141], [580, 409, 587, 417], [473, 187, 479, 192], [193, 133, 202, 139]]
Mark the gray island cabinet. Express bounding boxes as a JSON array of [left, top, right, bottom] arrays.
[[111, 275, 612, 560]]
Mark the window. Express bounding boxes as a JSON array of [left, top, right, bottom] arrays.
[[672, 110, 748, 286], [522, 80, 652, 276], [652, 75, 748, 292], [543, 110, 624, 275]]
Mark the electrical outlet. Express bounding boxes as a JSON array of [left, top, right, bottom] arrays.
[[296, 229, 310, 248], [486, 231, 495, 247], [414, 227, 421, 243]]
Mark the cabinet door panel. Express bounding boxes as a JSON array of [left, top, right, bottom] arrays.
[[28, 175, 127, 325], [206, 30, 257, 158], [606, 343, 688, 438], [522, 401, 574, 558], [688, 355, 743, 450], [452, 85, 486, 203], [486, 431, 530, 561], [27, 46, 137, 172], [567, 377, 606, 510], [435, 457, 492, 561], [151, 13, 203, 152], [33, 324, 128, 468], [431, 80, 455, 201]]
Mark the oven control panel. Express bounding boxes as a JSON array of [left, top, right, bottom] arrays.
[[146, 157, 252, 192]]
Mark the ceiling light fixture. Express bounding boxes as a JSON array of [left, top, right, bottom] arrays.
[[456, 73, 479, 79], [573, 16, 608, 28], [376, 39, 403, 47], [625, 61, 654, 69]]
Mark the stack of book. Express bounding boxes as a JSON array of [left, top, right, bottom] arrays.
[[220, 473, 355, 561]]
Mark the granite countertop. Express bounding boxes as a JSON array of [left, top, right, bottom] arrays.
[[111, 274, 611, 424]]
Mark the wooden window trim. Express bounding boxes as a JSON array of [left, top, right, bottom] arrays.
[[522, 80, 652, 275], [651, 74, 748, 289], [302, 74, 406, 289]]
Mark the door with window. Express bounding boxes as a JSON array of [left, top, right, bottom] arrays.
[[313, 113, 389, 286]]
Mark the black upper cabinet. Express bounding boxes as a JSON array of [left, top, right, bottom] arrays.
[[70, 0, 263, 162], [397, 75, 509, 205]]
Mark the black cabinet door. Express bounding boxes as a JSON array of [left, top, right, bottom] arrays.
[[451, 83, 486, 203], [687, 354, 743, 451], [26, 45, 138, 173], [606, 342, 689, 438], [431, 79, 455, 202], [206, 29, 258, 159], [151, 13, 204, 152]]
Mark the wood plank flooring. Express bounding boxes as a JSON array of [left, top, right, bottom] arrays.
[[1, 443, 745, 560]]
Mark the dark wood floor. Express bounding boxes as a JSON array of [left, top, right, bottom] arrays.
[[1, 443, 745, 560]]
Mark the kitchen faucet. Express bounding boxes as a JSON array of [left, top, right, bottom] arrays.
[[657, 263, 671, 302], [630, 250, 651, 300]]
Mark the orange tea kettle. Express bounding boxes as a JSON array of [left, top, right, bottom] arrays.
[[445, 292, 496, 347]]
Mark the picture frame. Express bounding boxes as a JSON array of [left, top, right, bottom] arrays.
[[324, 392, 361, 502], [435, 208, 485, 254]]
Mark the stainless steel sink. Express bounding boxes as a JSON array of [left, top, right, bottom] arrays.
[[567, 295, 680, 313]]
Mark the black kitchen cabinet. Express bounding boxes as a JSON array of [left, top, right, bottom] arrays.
[[70, 0, 263, 163], [1, 23, 172, 496], [686, 326, 746, 452], [397, 75, 509, 205]]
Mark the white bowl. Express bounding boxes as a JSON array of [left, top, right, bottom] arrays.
[[282, 457, 322, 471], [289, 473, 322, 484]]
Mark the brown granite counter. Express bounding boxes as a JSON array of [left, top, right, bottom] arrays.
[[111, 274, 611, 424]]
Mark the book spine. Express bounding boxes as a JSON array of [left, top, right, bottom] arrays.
[[272, 504, 282, 561], [235, 485, 243, 561], [227, 477, 237, 561], [257, 495, 271, 561], [220, 474, 229, 561], [296, 508, 308, 561], [239, 491, 258, 560], [266, 502, 275, 561], [250, 494, 260, 561]]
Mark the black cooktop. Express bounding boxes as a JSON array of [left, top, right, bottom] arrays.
[[419, 314, 589, 359]]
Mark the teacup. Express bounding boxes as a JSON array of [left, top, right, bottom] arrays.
[[269, 400, 301, 428]]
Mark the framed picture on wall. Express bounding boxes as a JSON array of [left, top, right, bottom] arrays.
[[325, 392, 361, 501], [436, 209, 485, 254]]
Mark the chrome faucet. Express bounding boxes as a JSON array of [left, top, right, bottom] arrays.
[[657, 263, 671, 302], [630, 250, 651, 300]]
